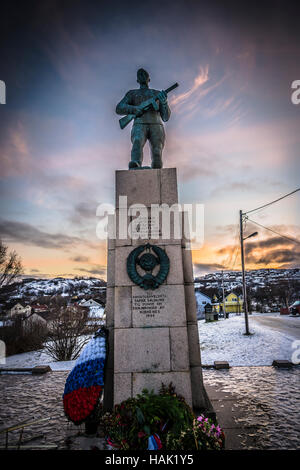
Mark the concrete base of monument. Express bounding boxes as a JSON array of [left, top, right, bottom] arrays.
[[103, 167, 215, 420], [103, 372, 216, 421], [192, 386, 217, 422]]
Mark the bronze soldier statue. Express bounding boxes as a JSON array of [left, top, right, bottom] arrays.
[[116, 69, 178, 169]]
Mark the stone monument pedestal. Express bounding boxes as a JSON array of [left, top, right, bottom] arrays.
[[104, 168, 213, 416]]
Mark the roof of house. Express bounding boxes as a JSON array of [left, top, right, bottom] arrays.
[[25, 312, 47, 324], [225, 293, 243, 300], [80, 299, 102, 307], [195, 291, 212, 301], [31, 304, 49, 311], [35, 311, 53, 321]]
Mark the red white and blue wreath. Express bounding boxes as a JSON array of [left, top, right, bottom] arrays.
[[63, 327, 108, 425]]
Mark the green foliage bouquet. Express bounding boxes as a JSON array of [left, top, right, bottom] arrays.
[[101, 383, 225, 450]]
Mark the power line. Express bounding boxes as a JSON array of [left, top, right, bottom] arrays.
[[243, 188, 300, 215], [229, 224, 241, 270], [228, 244, 239, 271], [246, 217, 300, 245], [222, 223, 240, 271]]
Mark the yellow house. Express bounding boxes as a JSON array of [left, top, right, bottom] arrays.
[[215, 293, 243, 314]]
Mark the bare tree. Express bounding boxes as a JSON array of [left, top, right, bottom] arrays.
[[0, 240, 23, 288], [44, 305, 90, 361]]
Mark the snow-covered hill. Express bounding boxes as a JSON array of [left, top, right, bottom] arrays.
[[194, 268, 300, 312], [1, 268, 299, 314], [195, 268, 300, 291], [0, 277, 106, 312]]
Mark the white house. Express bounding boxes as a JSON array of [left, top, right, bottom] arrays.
[[79, 299, 104, 319], [195, 291, 212, 319], [6, 305, 47, 331], [10, 303, 31, 317]]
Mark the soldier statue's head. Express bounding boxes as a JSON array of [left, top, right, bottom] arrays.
[[137, 68, 150, 87]]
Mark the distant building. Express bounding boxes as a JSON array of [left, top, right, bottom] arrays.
[[195, 291, 212, 319], [6, 304, 48, 331], [31, 304, 49, 314], [78, 299, 104, 319], [31, 304, 53, 324], [79, 298, 102, 309], [10, 303, 31, 317], [23, 313, 47, 331], [215, 293, 243, 314]]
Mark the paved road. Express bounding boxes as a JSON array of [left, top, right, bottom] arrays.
[[250, 315, 300, 340]]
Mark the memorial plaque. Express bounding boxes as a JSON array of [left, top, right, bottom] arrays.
[[133, 291, 167, 319], [132, 285, 186, 327]]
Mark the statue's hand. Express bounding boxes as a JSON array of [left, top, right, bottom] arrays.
[[158, 90, 167, 105]]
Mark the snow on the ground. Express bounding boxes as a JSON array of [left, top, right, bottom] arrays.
[[1, 335, 92, 370], [198, 314, 295, 366], [2, 314, 297, 370], [1, 334, 95, 370], [50, 360, 76, 371], [2, 349, 76, 370]]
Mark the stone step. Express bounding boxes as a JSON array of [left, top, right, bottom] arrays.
[[214, 361, 230, 370], [272, 360, 293, 368]]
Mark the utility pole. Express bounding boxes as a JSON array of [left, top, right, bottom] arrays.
[[221, 270, 226, 318], [240, 210, 250, 335]]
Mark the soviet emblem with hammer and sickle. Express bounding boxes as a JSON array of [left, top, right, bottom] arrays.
[[126, 243, 170, 290]]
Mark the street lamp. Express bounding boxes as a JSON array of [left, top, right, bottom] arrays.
[[240, 210, 258, 335], [244, 231, 258, 241]]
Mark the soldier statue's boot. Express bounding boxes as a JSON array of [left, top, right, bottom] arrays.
[[129, 160, 140, 169], [151, 160, 162, 169]]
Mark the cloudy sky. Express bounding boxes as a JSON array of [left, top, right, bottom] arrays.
[[0, 0, 299, 278]]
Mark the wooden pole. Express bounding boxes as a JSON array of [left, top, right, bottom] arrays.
[[240, 210, 250, 335]]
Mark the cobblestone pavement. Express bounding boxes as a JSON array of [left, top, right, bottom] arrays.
[[0, 371, 84, 449], [0, 367, 299, 450], [203, 366, 300, 450]]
